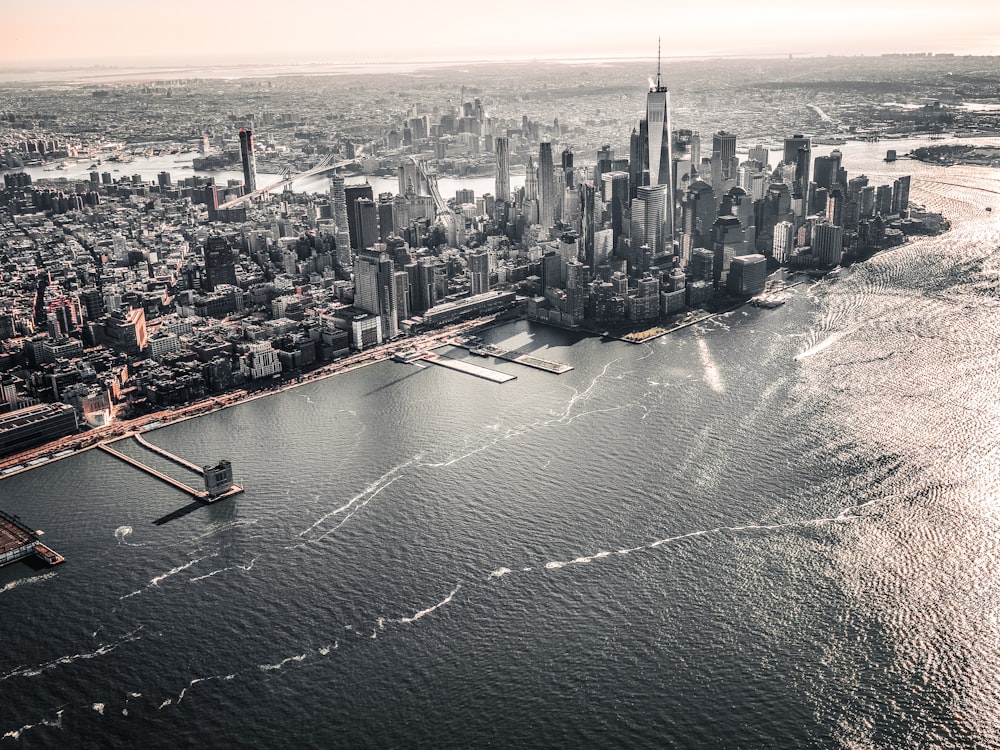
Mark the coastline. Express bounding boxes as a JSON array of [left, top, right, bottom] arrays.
[[0, 315, 502, 481]]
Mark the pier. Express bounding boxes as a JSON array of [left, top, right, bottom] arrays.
[[98, 439, 244, 504], [456, 341, 573, 374], [133, 433, 203, 474], [1, 510, 64, 568], [421, 353, 516, 383], [98, 443, 210, 499]]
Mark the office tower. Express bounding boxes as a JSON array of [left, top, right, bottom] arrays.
[[238, 129, 257, 193], [538, 142, 555, 231], [495, 136, 510, 205], [712, 131, 737, 179], [329, 173, 352, 267], [892, 175, 911, 215], [813, 222, 844, 266], [578, 181, 597, 268], [755, 182, 794, 254], [876, 184, 893, 216], [772, 221, 795, 262], [561, 148, 575, 190], [593, 228, 613, 271], [783, 134, 811, 208], [345, 183, 374, 250], [393, 270, 410, 323], [377, 193, 395, 242], [711, 215, 746, 284], [813, 155, 835, 189], [748, 145, 769, 166], [727, 254, 767, 296], [524, 156, 538, 201], [354, 249, 398, 339], [469, 251, 490, 295], [631, 184, 668, 259], [601, 171, 630, 250], [203, 235, 238, 291], [354, 198, 379, 251], [105, 306, 148, 355]]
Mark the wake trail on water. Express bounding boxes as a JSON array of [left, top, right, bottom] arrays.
[[1, 709, 64, 741], [0, 626, 144, 682], [0, 570, 57, 595], [119, 553, 219, 600]]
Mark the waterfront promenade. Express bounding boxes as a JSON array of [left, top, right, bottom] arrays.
[[0, 315, 503, 480]]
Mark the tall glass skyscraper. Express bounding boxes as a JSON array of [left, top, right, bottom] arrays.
[[238, 129, 257, 193]]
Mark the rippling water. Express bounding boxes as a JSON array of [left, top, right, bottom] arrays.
[[1, 143, 999, 748]]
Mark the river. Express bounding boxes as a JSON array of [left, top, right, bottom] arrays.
[[1, 141, 999, 748]]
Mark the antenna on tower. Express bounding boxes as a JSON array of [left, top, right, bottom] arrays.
[[657, 37, 662, 88]]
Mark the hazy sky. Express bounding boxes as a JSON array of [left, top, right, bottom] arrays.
[[2, 0, 998, 66]]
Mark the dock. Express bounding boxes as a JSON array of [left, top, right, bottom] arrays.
[[457, 342, 574, 374], [421, 353, 516, 383], [1, 510, 64, 568]]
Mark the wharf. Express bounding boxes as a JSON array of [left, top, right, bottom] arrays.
[[456, 342, 573, 374], [422, 353, 516, 383], [0, 510, 64, 568]]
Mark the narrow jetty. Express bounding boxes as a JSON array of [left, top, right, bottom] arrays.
[[98, 443, 210, 499], [0, 510, 64, 568], [422, 353, 516, 383], [133, 433, 203, 474]]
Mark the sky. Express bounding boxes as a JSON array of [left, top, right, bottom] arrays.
[[1, 0, 998, 67]]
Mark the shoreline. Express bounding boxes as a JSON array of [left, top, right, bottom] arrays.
[[0, 315, 502, 481]]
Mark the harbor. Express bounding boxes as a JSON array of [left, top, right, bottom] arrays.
[[455, 339, 574, 374]]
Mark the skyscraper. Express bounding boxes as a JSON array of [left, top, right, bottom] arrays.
[[494, 136, 510, 205], [469, 251, 490, 295], [354, 198, 379, 251], [238, 129, 257, 193], [631, 184, 668, 258], [712, 131, 737, 179], [641, 44, 675, 248], [203, 235, 238, 291], [538, 142, 555, 231], [783, 134, 811, 208], [329, 173, 352, 267], [345, 182, 374, 250], [354, 249, 398, 340]]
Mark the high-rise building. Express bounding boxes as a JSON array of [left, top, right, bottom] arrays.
[[631, 184, 668, 258], [783, 134, 811, 206], [238, 129, 257, 193], [892, 175, 911, 215], [748, 145, 769, 167], [640, 45, 675, 246], [204, 235, 238, 290], [329, 173, 352, 267], [345, 183, 374, 250], [813, 222, 844, 266], [469, 251, 490, 295], [712, 131, 737, 179], [727, 254, 767, 296], [601, 171, 630, 250], [494, 136, 510, 206], [354, 249, 398, 339], [354, 198, 379, 251], [538, 142, 555, 231], [561, 148, 575, 190]]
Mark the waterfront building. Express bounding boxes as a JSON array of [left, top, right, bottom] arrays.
[[727, 254, 767, 296], [0, 403, 78, 457], [354, 249, 398, 340], [813, 222, 844, 266]]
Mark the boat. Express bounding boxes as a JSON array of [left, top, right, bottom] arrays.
[[987, 207, 993, 212], [750, 293, 788, 309]]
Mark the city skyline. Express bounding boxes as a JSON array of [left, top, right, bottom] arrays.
[[2, 0, 999, 68]]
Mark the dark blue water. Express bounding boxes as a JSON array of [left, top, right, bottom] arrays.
[[2, 148, 999, 749]]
